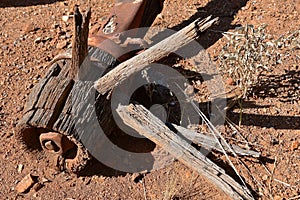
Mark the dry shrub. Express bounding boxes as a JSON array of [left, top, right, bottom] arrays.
[[218, 24, 300, 98]]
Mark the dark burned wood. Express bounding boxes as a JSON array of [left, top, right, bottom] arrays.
[[16, 59, 90, 172], [71, 6, 91, 79], [17, 45, 121, 171], [172, 124, 261, 158], [16, 39, 120, 173], [21, 60, 73, 128], [17, 7, 95, 172], [94, 16, 219, 95], [117, 104, 254, 200]]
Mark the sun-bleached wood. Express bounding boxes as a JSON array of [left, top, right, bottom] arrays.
[[94, 16, 218, 95], [117, 104, 254, 200]]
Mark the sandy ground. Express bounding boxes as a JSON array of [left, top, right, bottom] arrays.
[[0, 0, 299, 199]]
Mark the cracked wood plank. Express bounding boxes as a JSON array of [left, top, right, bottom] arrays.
[[117, 104, 254, 200], [172, 124, 261, 158], [94, 16, 218, 95]]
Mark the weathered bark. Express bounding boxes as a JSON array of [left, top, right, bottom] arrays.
[[94, 16, 219, 95], [16, 6, 95, 172], [117, 104, 254, 200], [16, 59, 88, 172]]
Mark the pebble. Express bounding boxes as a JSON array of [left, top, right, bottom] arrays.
[[52, 23, 59, 29], [65, 32, 72, 38], [2, 45, 8, 50], [40, 177, 50, 183], [16, 106, 24, 112], [17, 164, 24, 173], [15, 174, 36, 193], [23, 23, 38, 34], [56, 41, 67, 49], [226, 77, 235, 85], [34, 37, 42, 44], [262, 174, 268, 182], [291, 141, 299, 151], [62, 15, 69, 22], [32, 182, 43, 192], [273, 195, 282, 200], [184, 85, 194, 96]]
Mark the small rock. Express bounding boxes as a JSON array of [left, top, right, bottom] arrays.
[[67, 43, 72, 48], [32, 182, 43, 192], [56, 41, 67, 49], [15, 174, 36, 193], [40, 177, 50, 183], [262, 174, 268, 181], [52, 23, 60, 29], [16, 106, 24, 112], [2, 45, 8, 50], [62, 15, 69, 22], [131, 173, 144, 183], [23, 23, 38, 34], [273, 195, 282, 200], [17, 164, 24, 173], [44, 36, 52, 42], [270, 138, 279, 145], [226, 77, 235, 85], [16, 65, 23, 69], [291, 141, 299, 151], [34, 37, 42, 44], [65, 32, 72, 38], [157, 13, 164, 20]]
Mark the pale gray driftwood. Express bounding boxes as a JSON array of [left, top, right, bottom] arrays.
[[117, 104, 254, 200], [94, 16, 219, 95], [172, 124, 261, 158]]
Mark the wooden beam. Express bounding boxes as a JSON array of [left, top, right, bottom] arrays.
[[94, 16, 218, 95], [117, 104, 254, 200]]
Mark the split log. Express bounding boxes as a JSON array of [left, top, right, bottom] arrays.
[[117, 104, 254, 200], [172, 124, 261, 158], [94, 16, 219, 95], [71, 6, 91, 79]]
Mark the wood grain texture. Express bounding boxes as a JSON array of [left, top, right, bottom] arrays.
[[94, 16, 219, 95], [71, 6, 91, 79], [171, 124, 261, 158], [16, 59, 90, 172], [117, 104, 254, 200]]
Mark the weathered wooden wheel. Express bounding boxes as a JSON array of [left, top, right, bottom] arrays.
[[16, 57, 94, 172], [16, 0, 166, 173], [15, 1, 261, 199]]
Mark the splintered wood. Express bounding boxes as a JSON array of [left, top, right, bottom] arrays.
[[71, 6, 91, 79], [117, 104, 254, 200], [94, 16, 219, 95]]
